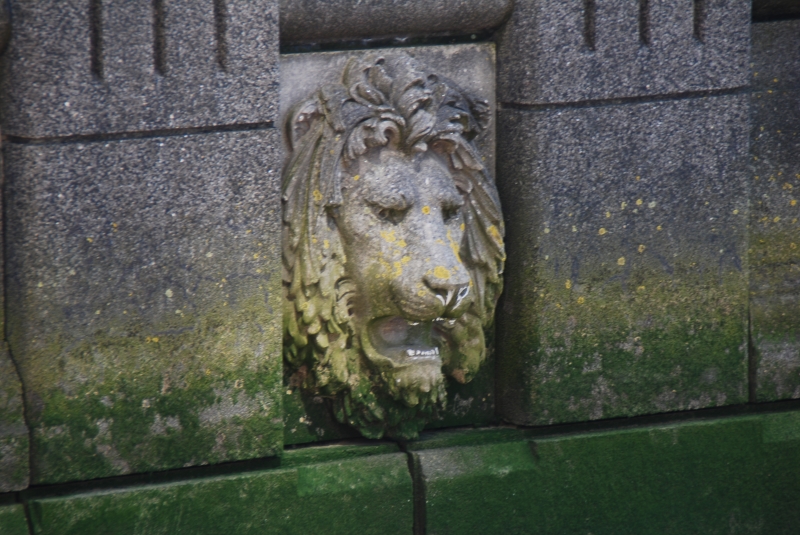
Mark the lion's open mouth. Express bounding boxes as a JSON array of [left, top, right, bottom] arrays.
[[368, 316, 443, 366]]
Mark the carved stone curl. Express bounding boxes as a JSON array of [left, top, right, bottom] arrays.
[[282, 54, 505, 439]]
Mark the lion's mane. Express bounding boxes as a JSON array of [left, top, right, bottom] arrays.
[[282, 55, 505, 438]]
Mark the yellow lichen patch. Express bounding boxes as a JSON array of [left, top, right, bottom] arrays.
[[733, 209, 740, 215], [565, 280, 572, 290], [422, 206, 431, 215], [401, 255, 411, 264], [487, 225, 503, 246], [312, 189, 323, 202], [637, 286, 646, 292], [636, 199, 643, 206], [791, 200, 797, 206], [460, 223, 465, 231], [380, 229, 396, 243], [446, 229, 461, 261], [606, 211, 611, 218], [577, 296, 585, 304], [617, 257, 626, 266], [598, 228, 607, 235], [353, 174, 360, 181], [397, 239, 407, 248], [323, 239, 330, 249], [392, 261, 403, 278], [434, 266, 451, 279], [621, 202, 627, 210], [638, 244, 646, 253], [657, 225, 663, 231], [86, 237, 93, 243], [774, 217, 781, 223]]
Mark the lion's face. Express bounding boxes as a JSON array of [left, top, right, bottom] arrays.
[[337, 148, 474, 405], [282, 54, 504, 439]]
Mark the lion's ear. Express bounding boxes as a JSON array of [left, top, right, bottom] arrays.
[[287, 99, 322, 152]]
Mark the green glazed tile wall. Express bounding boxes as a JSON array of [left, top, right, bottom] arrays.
[[414, 413, 800, 535], [0, 504, 29, 535], [26, 445, 412, 535]]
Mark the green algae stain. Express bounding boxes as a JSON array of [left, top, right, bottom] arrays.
[[18, 292, 283, 484], [500, 259, 748, 425]]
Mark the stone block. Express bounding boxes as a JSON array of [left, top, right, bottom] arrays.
[[280, 44, 498, 444], [1, 143, 30, 493], [0, 504, 30, 535], [0, 344, 29, 492], [28, 447, 413, 535], [4, 129, 283, 484], [497, 0, 750, 105], [1, 0, 278, 138], [750, 21, 800, 402], [414, 413, 800, 534], [280, 0, 513, 45], [496, 95, 750, 425]]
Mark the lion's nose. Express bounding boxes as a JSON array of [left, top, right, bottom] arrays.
[[424, 269, 473, 317]]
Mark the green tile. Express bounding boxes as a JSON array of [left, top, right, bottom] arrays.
[[29, 449, 412, 535], [417, 413, 800, 534], [0, 504, 30, 535]]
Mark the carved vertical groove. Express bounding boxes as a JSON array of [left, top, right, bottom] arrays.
[[583, 0, 596, 51], [89, 0, 103, 78], [638, 0, 651, 46], [153, 0, 167, 75], [693, 0, 706, 42], [214, 0, 228, 71]]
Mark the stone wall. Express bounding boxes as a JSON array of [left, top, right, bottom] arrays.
[[1, 1, 799, 533]]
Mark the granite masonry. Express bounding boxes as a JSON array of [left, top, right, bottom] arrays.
[[750, 20, 800, 402], [495, 0, 753, 425], [0, 0, 799, 533]]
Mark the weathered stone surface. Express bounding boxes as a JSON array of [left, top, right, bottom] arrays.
[[280, 44, 498, 444], [750, 21, 800, 402], [497, 0, 750, 105], [1, 0, 278, 138], [0, 144, 29, 492], [496, 95, 749, 425], [0, 344, 29, 492], [28, 447, 412, 535], [0, 504, 30, 535], [280, 0, 512, 45], [4, 129, 283, 484], [414, 413, 800, 534]]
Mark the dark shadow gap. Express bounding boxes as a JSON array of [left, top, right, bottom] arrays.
[[3, 121, 275, 146], [89, 0, 103, 79], [153, 0, 167, 75], [639, 0, 651, 46], [214, 0, 228, 71], [280, 30, 494, 55], [583, 0, 596, 51], [693, 0, 706, 42]]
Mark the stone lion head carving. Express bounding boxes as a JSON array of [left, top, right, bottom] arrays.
[[282, 54, 505, 439]]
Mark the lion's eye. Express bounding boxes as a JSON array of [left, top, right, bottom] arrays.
[[373, 205, 408, 225]]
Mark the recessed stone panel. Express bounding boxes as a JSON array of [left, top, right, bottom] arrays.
[[4, 129, 283, 484], [496, 95, 749, 425], [280, 44, 498, 444], [1, 0, 278, 138], [750, 21, 800, 402], [497, 0, 750, 105]]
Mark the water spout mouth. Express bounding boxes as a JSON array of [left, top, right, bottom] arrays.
[[368, 316, 442, 366]]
